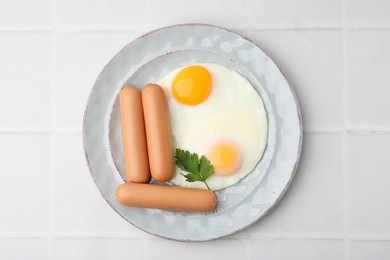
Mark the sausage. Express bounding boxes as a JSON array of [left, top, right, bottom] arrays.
[[119, 86, 150, 183], [116, 183, 217, 212], [142, 84, 174, 182]]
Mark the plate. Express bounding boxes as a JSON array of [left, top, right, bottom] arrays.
[[83, 24, 302, 241]]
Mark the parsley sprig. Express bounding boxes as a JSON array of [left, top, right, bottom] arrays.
[[175, 148, 214, 190]]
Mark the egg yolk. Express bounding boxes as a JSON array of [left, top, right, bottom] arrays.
[[206, 141, 242, 177], [172, 66, 212, 105]]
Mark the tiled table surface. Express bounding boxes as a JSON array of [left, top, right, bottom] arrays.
[[1, 0, 390, 259]]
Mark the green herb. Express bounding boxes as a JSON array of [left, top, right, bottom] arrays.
[[175, 148, 214, 190]]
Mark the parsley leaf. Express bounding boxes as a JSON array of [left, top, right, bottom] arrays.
[[199, 155, 214, 180], [175, 148, 214, 190]]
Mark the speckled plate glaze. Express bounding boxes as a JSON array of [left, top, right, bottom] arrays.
[[83, 24, 302, 241]]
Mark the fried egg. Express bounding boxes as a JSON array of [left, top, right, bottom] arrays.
[[158, 63, 268, 191]]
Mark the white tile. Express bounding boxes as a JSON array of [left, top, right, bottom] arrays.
[[348, 134, 390, 234], [247, 30, 343, 129], [53, 238, 144, 260], [147, 238, 246, 260], [52, 133, 145, 235], [0, 0, 51, 26], [55, 32, 139, 129], [249, 0, 341, 26], [347, 31, 390, 128], [148, 0, 248, 29], [0, 239, 47, 259], [0, 33, 51, 128], [347, 0, 390, 25], [350, 241, 390, 260], [248, 133, 344, 236], [58, 0, 147, 26], [0, 134, 50, 232], [246, 239, 344, 260]]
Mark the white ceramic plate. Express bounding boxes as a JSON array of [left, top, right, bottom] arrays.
[[83, 24, 302, 241]]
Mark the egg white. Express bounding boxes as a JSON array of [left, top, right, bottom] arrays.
[[157, 63, 268, 191]]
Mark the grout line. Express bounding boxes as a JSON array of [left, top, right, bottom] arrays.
[[345, 130, 390, 135], [344, 127, 390, 133], [0, 129, 81, 134], [51, 233, 150, 239], [247, 236, 390, 242], [0, 130, 51, 134], [341, 0, 350, 259], [0, 25, 390, 33], [0, 26, 52, 32], [47, 0, 58, 259], [0, 25, 389, 33], [303, 127, 345, 133], [1, 233, 390, 241], [0, 233, 49, 239], [304, 129, 390, 134], [56, 26, 148, 34], [0, 233, 147, 239], [249, 24, 342, 30], [247, 234, 345, 240], [51, 129, 82, 134]]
